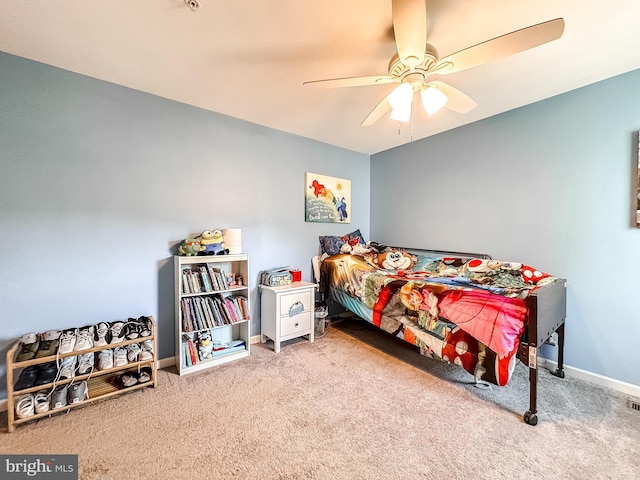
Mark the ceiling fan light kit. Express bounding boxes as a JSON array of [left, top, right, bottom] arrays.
[[421, 86, 448, 115], [304, 0, 565, 127]]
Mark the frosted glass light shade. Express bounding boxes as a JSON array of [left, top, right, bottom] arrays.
[[388, 83, 413, 124], [223, 228, 242, 254], [390, 105, 411, 122], [421, 86, 448, 115]]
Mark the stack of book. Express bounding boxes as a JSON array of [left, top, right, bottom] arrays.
[[181, 294, 249, 332]]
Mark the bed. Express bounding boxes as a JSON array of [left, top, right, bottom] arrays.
[[315, 233, 566, 426]]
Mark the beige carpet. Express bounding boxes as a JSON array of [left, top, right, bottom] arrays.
[[2, 318, 639, 480]]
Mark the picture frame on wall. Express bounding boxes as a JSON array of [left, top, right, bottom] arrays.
[[305, 172, 351, 224], [636, 131, 640, 228]]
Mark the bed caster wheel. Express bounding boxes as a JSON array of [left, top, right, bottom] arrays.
[[523, 411, 538, 426], [553, 368, 565, 378]]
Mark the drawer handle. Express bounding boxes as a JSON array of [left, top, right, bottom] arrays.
[[294, 322, 299, 327], [288, 301, 305, 317]]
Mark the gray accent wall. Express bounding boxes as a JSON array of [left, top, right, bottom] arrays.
[[371, 68, 640, 388], [0, 52, 369, 398]]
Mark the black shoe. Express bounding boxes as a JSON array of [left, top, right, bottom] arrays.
[[34, 362, 58, 386], [14, 366, 39, 390]]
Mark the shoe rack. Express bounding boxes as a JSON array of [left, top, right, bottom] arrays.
[[5, 317, 158, 433]]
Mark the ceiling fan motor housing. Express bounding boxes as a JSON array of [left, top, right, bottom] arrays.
[[388, 43, 439, 82]]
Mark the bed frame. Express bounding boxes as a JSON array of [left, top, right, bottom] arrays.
[[315, 246, 567, 426]]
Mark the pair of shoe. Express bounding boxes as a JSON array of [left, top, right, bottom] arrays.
[[97, 347, 127, 370], [58, 326, 94, 354], [14, 362, 57, 390], [50, 381, 88, 410], [57, 352, 95, 380], [117, 367, 152, 388], [123, 316, 153, 340], [97, 341, 153, 370], [16, 330, 62, 361], [15, 392, 50, 419], [14, 382, 87, 418]]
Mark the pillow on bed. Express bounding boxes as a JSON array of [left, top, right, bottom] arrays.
[[319, 229, 366, 256]]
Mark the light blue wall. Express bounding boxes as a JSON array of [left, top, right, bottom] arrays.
[[0, 52, 370, 397], [371, 68, 640, 387]]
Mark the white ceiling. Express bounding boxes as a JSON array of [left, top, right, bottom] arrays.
[[1, 0, 639, 155]]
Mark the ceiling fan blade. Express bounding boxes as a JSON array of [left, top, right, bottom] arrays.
[[429, 81, 477, 114], [304, 75, 397, 89], [392, 0, 427, 68], [434, 18, 565, 75], [361, 92, 394, 127]]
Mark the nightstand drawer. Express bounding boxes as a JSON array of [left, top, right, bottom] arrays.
[[279, 290, 312, 316], [281, 310, 312, 337]]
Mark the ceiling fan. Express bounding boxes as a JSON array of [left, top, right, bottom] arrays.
[[304, 0, 565, 126]]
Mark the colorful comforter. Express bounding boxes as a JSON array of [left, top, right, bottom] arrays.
[[320, 251, 556, 386]]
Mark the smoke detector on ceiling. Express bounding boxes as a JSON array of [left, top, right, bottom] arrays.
[[185, 0, 200, 11]]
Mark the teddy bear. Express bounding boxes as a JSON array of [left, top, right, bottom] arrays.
[[375, 249, 416, 270], [197, 229, 229, 255], [178, 238, 202, 256]]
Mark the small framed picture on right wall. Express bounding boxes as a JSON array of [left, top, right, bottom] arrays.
[[636, 131, 640, 228]]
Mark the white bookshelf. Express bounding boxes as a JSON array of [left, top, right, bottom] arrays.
[[174, 254, 251, 375]]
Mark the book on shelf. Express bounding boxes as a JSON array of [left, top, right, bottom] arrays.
[[199, 266, 213, 292], [206, 264, 221, 290]]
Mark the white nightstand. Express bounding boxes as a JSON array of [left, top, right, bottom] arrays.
[[260, 281, 316, 353]]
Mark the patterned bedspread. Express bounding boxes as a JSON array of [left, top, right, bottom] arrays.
[[320, 251, 556, 386]]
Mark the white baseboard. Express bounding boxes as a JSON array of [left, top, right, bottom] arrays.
[[541, 358, 640, 399]]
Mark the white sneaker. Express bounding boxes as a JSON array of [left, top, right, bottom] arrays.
[[110, 321, 125, 344], [98, 349, 113, 370], [74, 327, 94, 351], [126, 343, 141, 363], [77, 352, 94, 375], [58, 329, 77, 354], [58, 356, 77, 380], [94, 322, 110, 347], [140, 340, 154, 361], [34, 391, 50, 414], [113, 347, 128, 367]]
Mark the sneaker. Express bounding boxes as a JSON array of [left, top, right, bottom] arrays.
[[118, 372, 138, 388], [93, 322, 110, 347], [77, 352, 95, 375], [74, 326, 94, 351], [16, 332, 40, 362], [34, 391, 50, 414], [58, 329, 78, 354], [109, 322, 125, 344], [98, 349, 113, 370], [126, 343, 141, 363], [138, 316, 152, 337], [123, 320, 141, 340], [50, 385, 68, 409], [15, 394, 35, 419], [113, 347, 128, 367], [67, 382, 88, 404], [33, 330, 61, 359], [137, 367, 152, 384], [140, 340, 154, 361], [58, 356, 77, 380]]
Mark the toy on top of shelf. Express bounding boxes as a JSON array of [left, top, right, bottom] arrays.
[[178, 238, 202, 256], [198, 229, 229, 256]]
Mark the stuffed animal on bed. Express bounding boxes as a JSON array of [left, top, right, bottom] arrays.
[[375, 249, 416, 270]]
